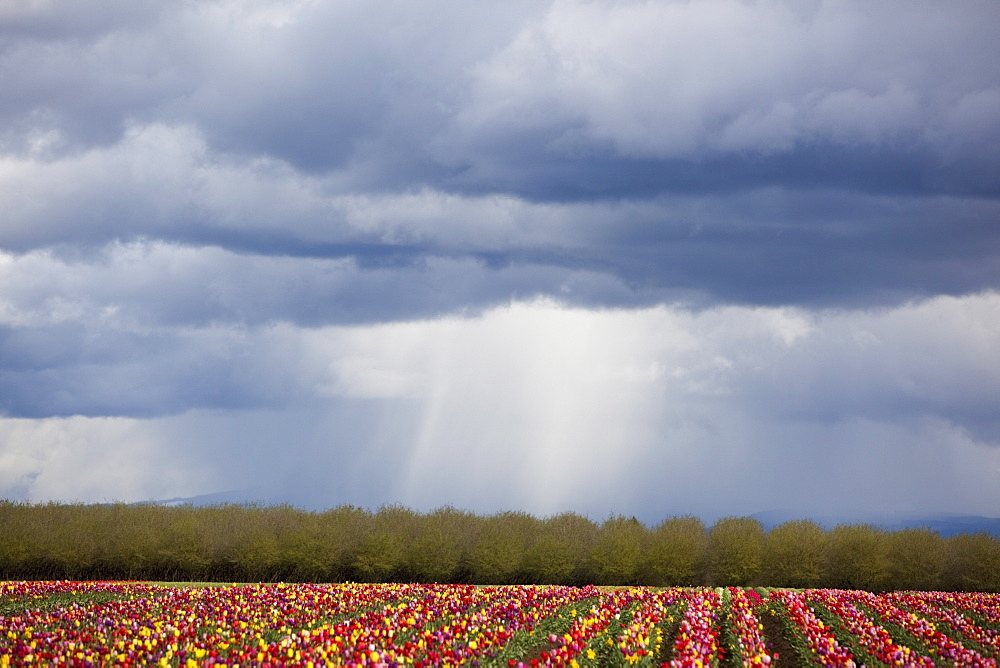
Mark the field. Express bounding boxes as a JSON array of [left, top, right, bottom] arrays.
[[2, 581, 999, 666]]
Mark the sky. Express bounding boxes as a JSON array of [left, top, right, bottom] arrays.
[[1, 0, 999, 525]]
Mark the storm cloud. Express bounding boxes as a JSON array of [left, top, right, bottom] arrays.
[[1, 0, 998, 521]]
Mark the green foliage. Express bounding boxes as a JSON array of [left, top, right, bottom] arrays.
[[468, 511, 538, 584], [1, 500, 999, 589], [0, 589, 139, 617], [315, 505, 370, 581], [352, 505, 413, 582], [523, 513, 597, 585], [353, 531, 404, 582], [590, 515, 647, 585], [824, 524, 891, 591], [708, 517, 764, 586], [0, 501, 36, 578], [403, 506, 475, 583], [762, 519, 826, 588], [886, 527, 944, 591], [642, 516, 707, 586], [231, 527, 282, 581], [944, 532, 1000, 592]]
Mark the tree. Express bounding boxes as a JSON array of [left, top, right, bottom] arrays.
[[944, 532, 1000, 592], [591, 515, 647, 585], [643, 516, 708, 586], [824, 524, 890, 591], [151, 506, 213, 580], [763, 520, 826, 588], [353, 532, 404, 582], [352, 505, 414, 582], [0, 501, 31, 578], [523, 513, 597, 585], [707, 517, 764, 585], [232, 527, 282, 581], [886, 527, 944, 591], [404, 506, 475, 583], [469, 511, 539, 584], [316, 505, 370, 581]]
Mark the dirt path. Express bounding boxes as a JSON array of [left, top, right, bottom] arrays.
[[759, 606, 796, 667]]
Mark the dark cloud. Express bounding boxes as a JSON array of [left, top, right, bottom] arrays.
[[0, 321, 304, 418], [589, 191, 1000, 306], [0, 4, 188, 153], [3, 1, 998, 191], [0, 0, 997, 317], [0, 1, 170, 40], [0, 242, 638, 330]]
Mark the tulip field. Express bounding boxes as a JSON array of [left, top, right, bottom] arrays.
[[2, 581, 1000, 666]]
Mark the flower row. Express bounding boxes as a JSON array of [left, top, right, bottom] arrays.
[[725, 587, 771, 666], [2, 582, 999, 666], [804, 589, 932, 666], [768, 590, 855, 665]]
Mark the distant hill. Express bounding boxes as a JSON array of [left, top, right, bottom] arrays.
[[751, 510, 1000, 538], [135, 496, 1000, 538], [135, 488, 287, 508]]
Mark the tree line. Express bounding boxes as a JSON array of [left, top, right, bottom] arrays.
[[1, 501, 998, 591]]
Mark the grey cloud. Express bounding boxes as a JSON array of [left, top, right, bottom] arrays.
[[3, 297, 1000, 520], [2, 154, 998, 327], [177, 0, 545, 173], [5, 271, 998, 431], [320, 297, 1000, 515], [2, 1, 998, 193], [3, 0, 1000, 521], [0, 1, 171, 40], [736, 294, 1000, 443], [531, 190, 1000, 307], [0, 0, 538, 167], [0, 241, 648, 419], [2, 1, 996, 320], [437, 0, 1000, 198], [0, 242, 643, 330], [2, 2, 999, 399], [0, 6, 190, 154], [0, 321, 306, 418]]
